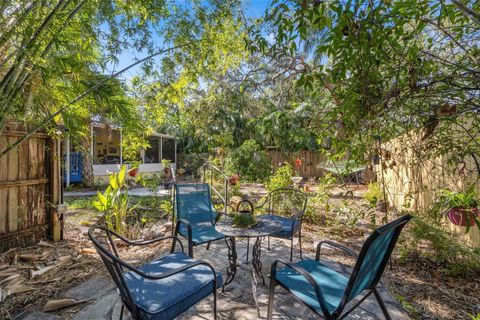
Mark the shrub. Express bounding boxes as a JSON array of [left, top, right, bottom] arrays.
[[399, 216, 480, 278], [364, 182, 383, 206], [266, 163, 293, 192], [182, 152, 207, 177], [304, 174, 335, 223], [224, 140, 270, 182], [94, 165, 139, 236]]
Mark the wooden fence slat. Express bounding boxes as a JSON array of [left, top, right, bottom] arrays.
[[18, 186, 28, 230], [0, 190, 7, 234], [37, 138, 45, 178], [18, 138, 29, 180], [38, 184, 45, 225], [8, 187, 18, 232], [28, 186, 34, 227], [29, 137, 38, 179], [0, 136, 7, 182], [7, 137, 19, 181]]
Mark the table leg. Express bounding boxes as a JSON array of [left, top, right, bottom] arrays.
[[222, 236, 237, 292], [252, 236, 265, 285]]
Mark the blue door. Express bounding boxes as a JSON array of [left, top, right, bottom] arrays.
[[69, 153, 82, 183]]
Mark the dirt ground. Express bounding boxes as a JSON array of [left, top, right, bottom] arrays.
[[1, 184, 479, 319]]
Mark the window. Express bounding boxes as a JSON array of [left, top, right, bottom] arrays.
[[162, 138, 175, 162], [145, 138, 160, 163]]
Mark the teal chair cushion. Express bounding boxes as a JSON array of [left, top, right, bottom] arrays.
[[124, 252, 222, 320], [257, 214, 300, 238], [179, 223, 225, 245], [275, 259, 348, 315]]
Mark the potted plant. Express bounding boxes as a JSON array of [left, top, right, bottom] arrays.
[[438, 186, 479, 231], [233, 199, 256, 228]]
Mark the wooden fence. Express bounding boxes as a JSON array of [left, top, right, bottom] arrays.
[[0, 121, 64, 252], [378, 129, 480, 247], [266, 148, 325, 178]]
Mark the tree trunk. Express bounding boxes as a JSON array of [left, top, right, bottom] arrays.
[[81, 126, 94, 187]]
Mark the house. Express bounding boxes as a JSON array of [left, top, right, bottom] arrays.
[[64, 123, 177, 185]]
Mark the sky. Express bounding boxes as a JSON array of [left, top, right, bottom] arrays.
[[110, 0, 271, 80]]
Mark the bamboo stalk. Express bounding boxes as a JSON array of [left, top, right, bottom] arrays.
[[0, 42, 194, 159]]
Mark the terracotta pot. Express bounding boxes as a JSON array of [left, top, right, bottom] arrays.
[[448, 207, 479, 226]]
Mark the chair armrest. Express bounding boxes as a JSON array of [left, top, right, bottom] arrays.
[[120, 255, 218, 283], [272, 259, 331, 317], [127, 236, 184, 251], [315, 240, 358, 261], [174, 219, 194, 257], [254, 196, 269, 211], [142, 259, 217, 281], [99, 228, 184, 252]]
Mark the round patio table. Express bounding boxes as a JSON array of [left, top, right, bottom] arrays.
[[215, 217, 282, 293]]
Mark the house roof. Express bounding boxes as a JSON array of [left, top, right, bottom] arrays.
[[91, 122, 175, 139], [149, 132, 175, 139]]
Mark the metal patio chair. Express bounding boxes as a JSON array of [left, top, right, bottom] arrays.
[[89, 226, 222, 320], [256, 188, 308, 261], [267, 214, 412, 320], [172, 183, 225, 258]]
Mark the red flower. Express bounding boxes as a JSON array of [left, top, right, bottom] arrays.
[[229, 173, 240, 185], [128, 168, 138, 177], [294, 158, 302, 168]]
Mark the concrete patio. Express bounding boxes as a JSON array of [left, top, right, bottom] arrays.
[[30, 237, 409, 320]]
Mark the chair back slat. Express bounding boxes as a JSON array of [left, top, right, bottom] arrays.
[[340, 215, 411, 309], [175, 183, 215, 225], [264, 188, 307, 218], [88, 227, 139, 317]]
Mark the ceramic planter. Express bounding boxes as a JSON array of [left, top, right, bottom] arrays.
[[448, 207, 479, 226]]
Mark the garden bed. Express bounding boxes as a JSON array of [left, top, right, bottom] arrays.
[[1, 186, 479, 319]]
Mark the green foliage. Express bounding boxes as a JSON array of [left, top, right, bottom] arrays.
[[0, 1, 162, 146], [65, 197, 96, 210], [160, 199, 173, 218], [304, 175, 335, 223], [400, 217, 480, 278], [394, 294, 421, 319], [93, 165, 139, 235], [233, 212, 256, 229], [224, 140, 271, 182], [266, 163, 293, 192], [437, 186, 478, 209], [230, 183, 242, 197], [364, 182, 383, 207], [331, 201, 363, 229], [468, 313, 480, 320], [251, 0, 480, 168]]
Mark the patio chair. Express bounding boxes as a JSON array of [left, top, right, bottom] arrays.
[[88, 226, 222, 320], [267, 214, 412, 320], [256, 188, 308, 261], [172, 183, 225, 258]]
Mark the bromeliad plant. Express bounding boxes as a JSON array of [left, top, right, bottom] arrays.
[[94, 165, 140, 235]]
